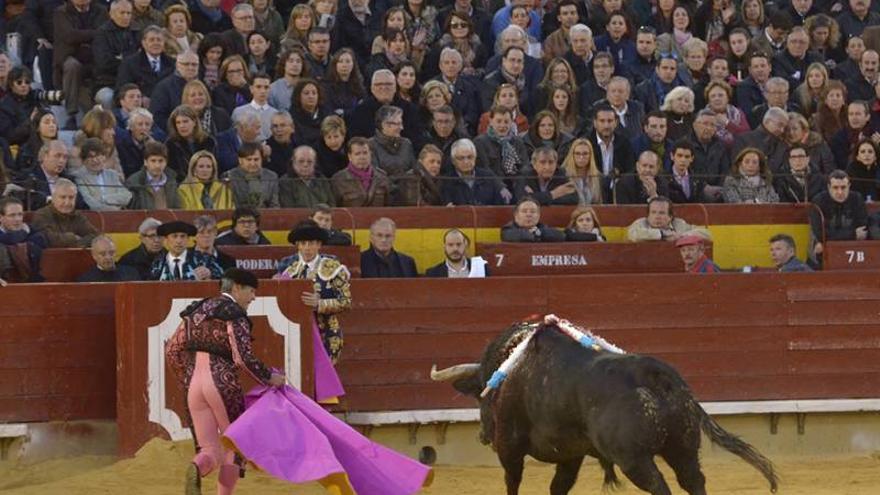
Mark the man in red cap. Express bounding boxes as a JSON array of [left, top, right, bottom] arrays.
[[676, 235, 721, 273]]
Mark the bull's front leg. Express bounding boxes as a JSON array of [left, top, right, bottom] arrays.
[[497, 450, 525, 495]]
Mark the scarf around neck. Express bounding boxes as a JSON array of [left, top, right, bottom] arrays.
[[347, 163, 373, 191], [487, 127, 520, 176]]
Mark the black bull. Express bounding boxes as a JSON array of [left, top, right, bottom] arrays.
[[431, 322, 779, 495]]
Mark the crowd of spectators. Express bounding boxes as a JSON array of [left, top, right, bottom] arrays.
[[3, 0, 880, 281]]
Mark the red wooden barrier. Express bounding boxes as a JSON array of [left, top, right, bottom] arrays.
[[475, 242, 713, 275], [0, 283, 117, 422], [4, 271, 880, 454], [823, 241, 880, 270]]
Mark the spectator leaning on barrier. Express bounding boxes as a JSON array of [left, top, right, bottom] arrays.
[[810, 170, 869, 258], [441, 138, 508, 206], [149, 220, 223, 281], [500, 197, 565, 243], [278, 145, 336, 208], [30, 178, 99, 248], [222, 141, 280, 208], [564, 206, 606, 243], [215, 206, 271, 246], [614, 150, 668, 205], [360, 217, 418, 278], [676, 235, 721, 274], [310, 204, 352, 246], [330, 136, 391, 207], [0, 196, 48, 283], [193, 215, 235, 270], [76, 235, 141, 282], [118, 217, 163, 280], [626, 196, 712, 243], [72, 137, 133, 211], [425, 228, 488, 278], [769, 233, 813, 273]]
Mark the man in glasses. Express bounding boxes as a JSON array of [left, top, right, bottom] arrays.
[[119, 217, 164, 280], [771, 27, 817, 89], [149, 50, 201, 133], [774, 145, 824, 203]]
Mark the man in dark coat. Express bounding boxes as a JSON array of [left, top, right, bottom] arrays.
[[425, 228, 487, 278], [430, 48, 482, 135], [149, 51, 200, 133], [514, 147, 578, 205], [735, 53, 772, 117], [116, 25, 175, 99], [118, 217, 163, 280], [587, 104, 636, 202], [770, 27, 818, 89], [690, 110, 730, 187], [221, 3, 254, 57], [844, 49, 879, 103], [810, 170, 869, 260], [77, 235, 141, 282], [633, 56, 680, 113], [774, 146, 825, 203], [52, 0, 108, 122], [91, 0, 139, 93], [615, 150, 669, 205], [360, 217, 418, 278], [310, 204, 352, 246], [349, 69, 423, 147], [186, 0, 232, 35], [665, 141, 709, 204], [500, 197, 565, 242], [22, 0, 65, 89], [332, 0, 378, 67], [214, 207, 272, 246], [0, 197, 48, 283]]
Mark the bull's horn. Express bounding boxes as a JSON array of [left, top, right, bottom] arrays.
[[430, 363, 480, 382]]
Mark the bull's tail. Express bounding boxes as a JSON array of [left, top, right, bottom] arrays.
[[697, 406, 779, 493], [599, 458, 621, 492]]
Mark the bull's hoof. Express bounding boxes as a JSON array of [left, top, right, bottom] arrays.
[[185, 462, 202, 495]]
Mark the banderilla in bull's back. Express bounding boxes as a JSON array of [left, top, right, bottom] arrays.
[[431, 315, 779, 495]]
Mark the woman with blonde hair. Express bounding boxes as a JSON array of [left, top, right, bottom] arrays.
[[535, 57, 578, 113], [661, 86, 696, 141], [565, 206, 605, 242], [177, 150, 235, 210], [561, 138, 603, 205], [281, 3, 316, 50], [181, 80, 232, 137], [722, 147, 779, 203], [794, 62, 829, 118], [163, 4, 203, 57]]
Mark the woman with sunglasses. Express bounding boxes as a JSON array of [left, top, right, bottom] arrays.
[[0, 67, 44, 146], [423, 11, 488, 80]]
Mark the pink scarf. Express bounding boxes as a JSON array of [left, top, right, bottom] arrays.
[[346, 163, 373, 192]]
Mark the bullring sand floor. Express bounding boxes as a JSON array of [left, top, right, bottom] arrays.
[[1, 438, 879, 494]]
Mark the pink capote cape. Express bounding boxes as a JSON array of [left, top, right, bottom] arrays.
[[222, 385, 433, 494]]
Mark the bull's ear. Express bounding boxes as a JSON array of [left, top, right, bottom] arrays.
[[452, 374, 483, 398]]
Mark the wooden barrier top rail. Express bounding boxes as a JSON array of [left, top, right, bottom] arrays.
[[23, 204, 820, 234]]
